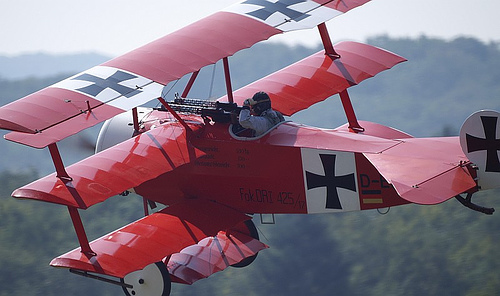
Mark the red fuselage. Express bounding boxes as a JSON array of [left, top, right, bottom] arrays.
[[135, 111, 410, 215]]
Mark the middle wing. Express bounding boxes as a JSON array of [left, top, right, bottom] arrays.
[[12, 121, 204, 209]]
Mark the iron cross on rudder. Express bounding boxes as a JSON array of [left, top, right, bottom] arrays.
[[466, 116, 500, 173]]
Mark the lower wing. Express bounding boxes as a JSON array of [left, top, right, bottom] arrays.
[[50, 199, 267, 280]]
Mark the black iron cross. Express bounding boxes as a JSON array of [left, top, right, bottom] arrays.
[[306, 154, 357, 209], [242, 0, 311, 22], [72, 70, 141, 98], [466, 116, 500, 172]]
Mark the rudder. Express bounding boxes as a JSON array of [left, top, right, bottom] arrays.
[[459, 110, 500, 190]]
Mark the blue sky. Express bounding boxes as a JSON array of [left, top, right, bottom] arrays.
[[1, 0, 499, 56]]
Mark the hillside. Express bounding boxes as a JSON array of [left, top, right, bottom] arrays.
[[0, 53, 109, 80], [0, 37, 499, 295]]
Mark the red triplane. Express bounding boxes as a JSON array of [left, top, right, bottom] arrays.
[[0, 1, 499, 295]]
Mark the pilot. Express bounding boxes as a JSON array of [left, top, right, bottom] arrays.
[[238, 91, 285, 136]]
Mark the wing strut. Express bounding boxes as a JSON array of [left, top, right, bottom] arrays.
[[339, 90, 364, 133], [223, 57, 234, 103], [132, 107, 140, 136], [317, 23, 364, 133], [48, 143, 96, 256], [318, 23, 340, 59], [48, 143, 72, 182], [68, 207, 96, 257], [182, 70, 200, 98], [48, 141, 97, 258], [157, 97, 193, 134]]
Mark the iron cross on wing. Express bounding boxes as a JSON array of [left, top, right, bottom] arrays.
[[242, 0, 312, 22], [466, 115, 500, 173], [306, 154, 357, 209], [72, 70, 142, 98]]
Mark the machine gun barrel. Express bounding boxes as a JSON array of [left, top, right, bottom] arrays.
[[214, 102, 243, 113], [162, 97, 243, 123]]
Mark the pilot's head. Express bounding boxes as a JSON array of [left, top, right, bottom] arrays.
[[247, 91, 271, 115]]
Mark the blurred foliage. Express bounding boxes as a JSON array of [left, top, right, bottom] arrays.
[[0, 170, 144, 296], [0, 37, 500, 295]]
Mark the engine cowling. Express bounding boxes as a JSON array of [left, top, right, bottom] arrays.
[[95, 107, 153, 153]]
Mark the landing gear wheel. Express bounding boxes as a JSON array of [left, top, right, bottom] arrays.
[[121, 262, 171, 296], [231, 219, 259, 268]]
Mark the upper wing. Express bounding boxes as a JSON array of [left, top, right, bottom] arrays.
[[0, 0, 372, 148], [364, 137, 477, 205], [50, 199, 266, 279], [218, 41, 406, 116], [12, 121, 204, 209]]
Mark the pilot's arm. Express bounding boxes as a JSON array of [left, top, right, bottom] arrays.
[[239, 107, 270, 136]]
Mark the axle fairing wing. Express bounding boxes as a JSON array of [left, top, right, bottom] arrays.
[[0, 0, 372, 148], [168, 230, 268, 284], [219, 41, 406, 116], [12, 121, 205, 209]]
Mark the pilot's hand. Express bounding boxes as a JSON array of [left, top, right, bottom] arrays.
[[230, 110, 239, 124]]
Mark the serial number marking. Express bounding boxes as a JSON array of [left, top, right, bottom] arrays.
[[277, 191, 294, 205], [359, 173, 390, 195], [239, 188, 302, 206], [240, 188, 273, 203]]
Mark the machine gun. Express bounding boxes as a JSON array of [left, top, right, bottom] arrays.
[[163, 96, 244, 123]]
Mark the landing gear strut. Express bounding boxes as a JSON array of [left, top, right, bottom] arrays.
[[231, 219, 260, 268]]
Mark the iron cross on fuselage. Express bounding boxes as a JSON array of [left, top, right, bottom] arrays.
[[466, 116, 500, 173], [306, 154, 357, 209]]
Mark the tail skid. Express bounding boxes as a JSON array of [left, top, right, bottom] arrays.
[[455, 192, 495, 215]]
